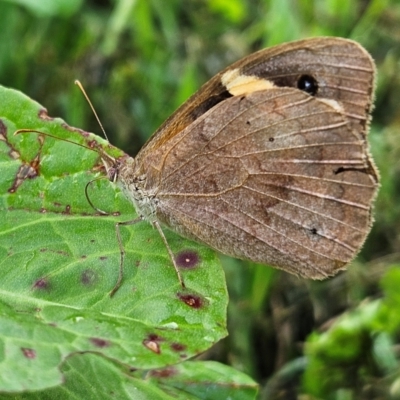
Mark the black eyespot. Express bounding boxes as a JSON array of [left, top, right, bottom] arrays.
[[297, 75, 318, 96], [269, 137, 274, 142], [310, 228, 318, 235]]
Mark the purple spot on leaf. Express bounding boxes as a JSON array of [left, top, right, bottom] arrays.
[[147, 333, 163, 342], [81, 269, 98, 286], [32, 278, 50, 291], [90, 338, 110, 348], [171, 342, 186, 352], [175, 250, 200, 269], [21, 348, 36, 359]]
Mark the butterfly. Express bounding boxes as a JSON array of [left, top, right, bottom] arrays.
[[89, 37, 378, 294]]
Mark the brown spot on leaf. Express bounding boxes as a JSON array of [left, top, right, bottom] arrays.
[[87, 140, 98, 148], [0, 120, 7, 139], [63, 205, 71, 214], [177, 293, 204, 308], [21, 348, 36, 359], [143, 334, 164, 354], [8, 149, 19, 159], [175, 250, 200, 269], [170, 342, 186, 352], [8, 158, 40, 193], [90, 338, 110, 348], [147, 333, 163, 342], [61, 122, 88, 136], [38, 108, 53, 120], [149, 367, 177, 378], [143, 339, 161, 354]]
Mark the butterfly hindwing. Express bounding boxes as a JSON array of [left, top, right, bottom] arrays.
[[144, 87, 377, 278]]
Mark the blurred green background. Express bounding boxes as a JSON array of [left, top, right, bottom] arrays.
[[1, 0, 400, 398]]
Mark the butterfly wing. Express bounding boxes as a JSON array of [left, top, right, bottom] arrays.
[[144, 88, 378, 278]]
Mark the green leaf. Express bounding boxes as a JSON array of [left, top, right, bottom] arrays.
[[0, 85, 229, 393], [377, 266, 400, 333], [2, 0, 83, 17], [142, 360, 259, 399], [302, 300, 383, 396], [0, 354, 258, 399]]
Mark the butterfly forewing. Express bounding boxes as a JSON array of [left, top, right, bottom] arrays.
[[138, 37, 375, 161]]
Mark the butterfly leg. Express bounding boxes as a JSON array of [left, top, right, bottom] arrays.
[[109, 218, 186, 296], [153, 221, 186, 289], [109, 217, 142, 297]]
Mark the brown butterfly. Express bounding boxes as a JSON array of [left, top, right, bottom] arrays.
[[96, 37, 378, 293]]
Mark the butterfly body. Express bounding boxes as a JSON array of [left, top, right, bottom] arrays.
[[106, 37, 378, 280]]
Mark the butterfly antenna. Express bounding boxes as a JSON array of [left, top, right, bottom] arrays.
[[75, 80, 110, 142]]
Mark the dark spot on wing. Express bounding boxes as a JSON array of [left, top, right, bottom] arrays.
[[297, 74, 319, 95]]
